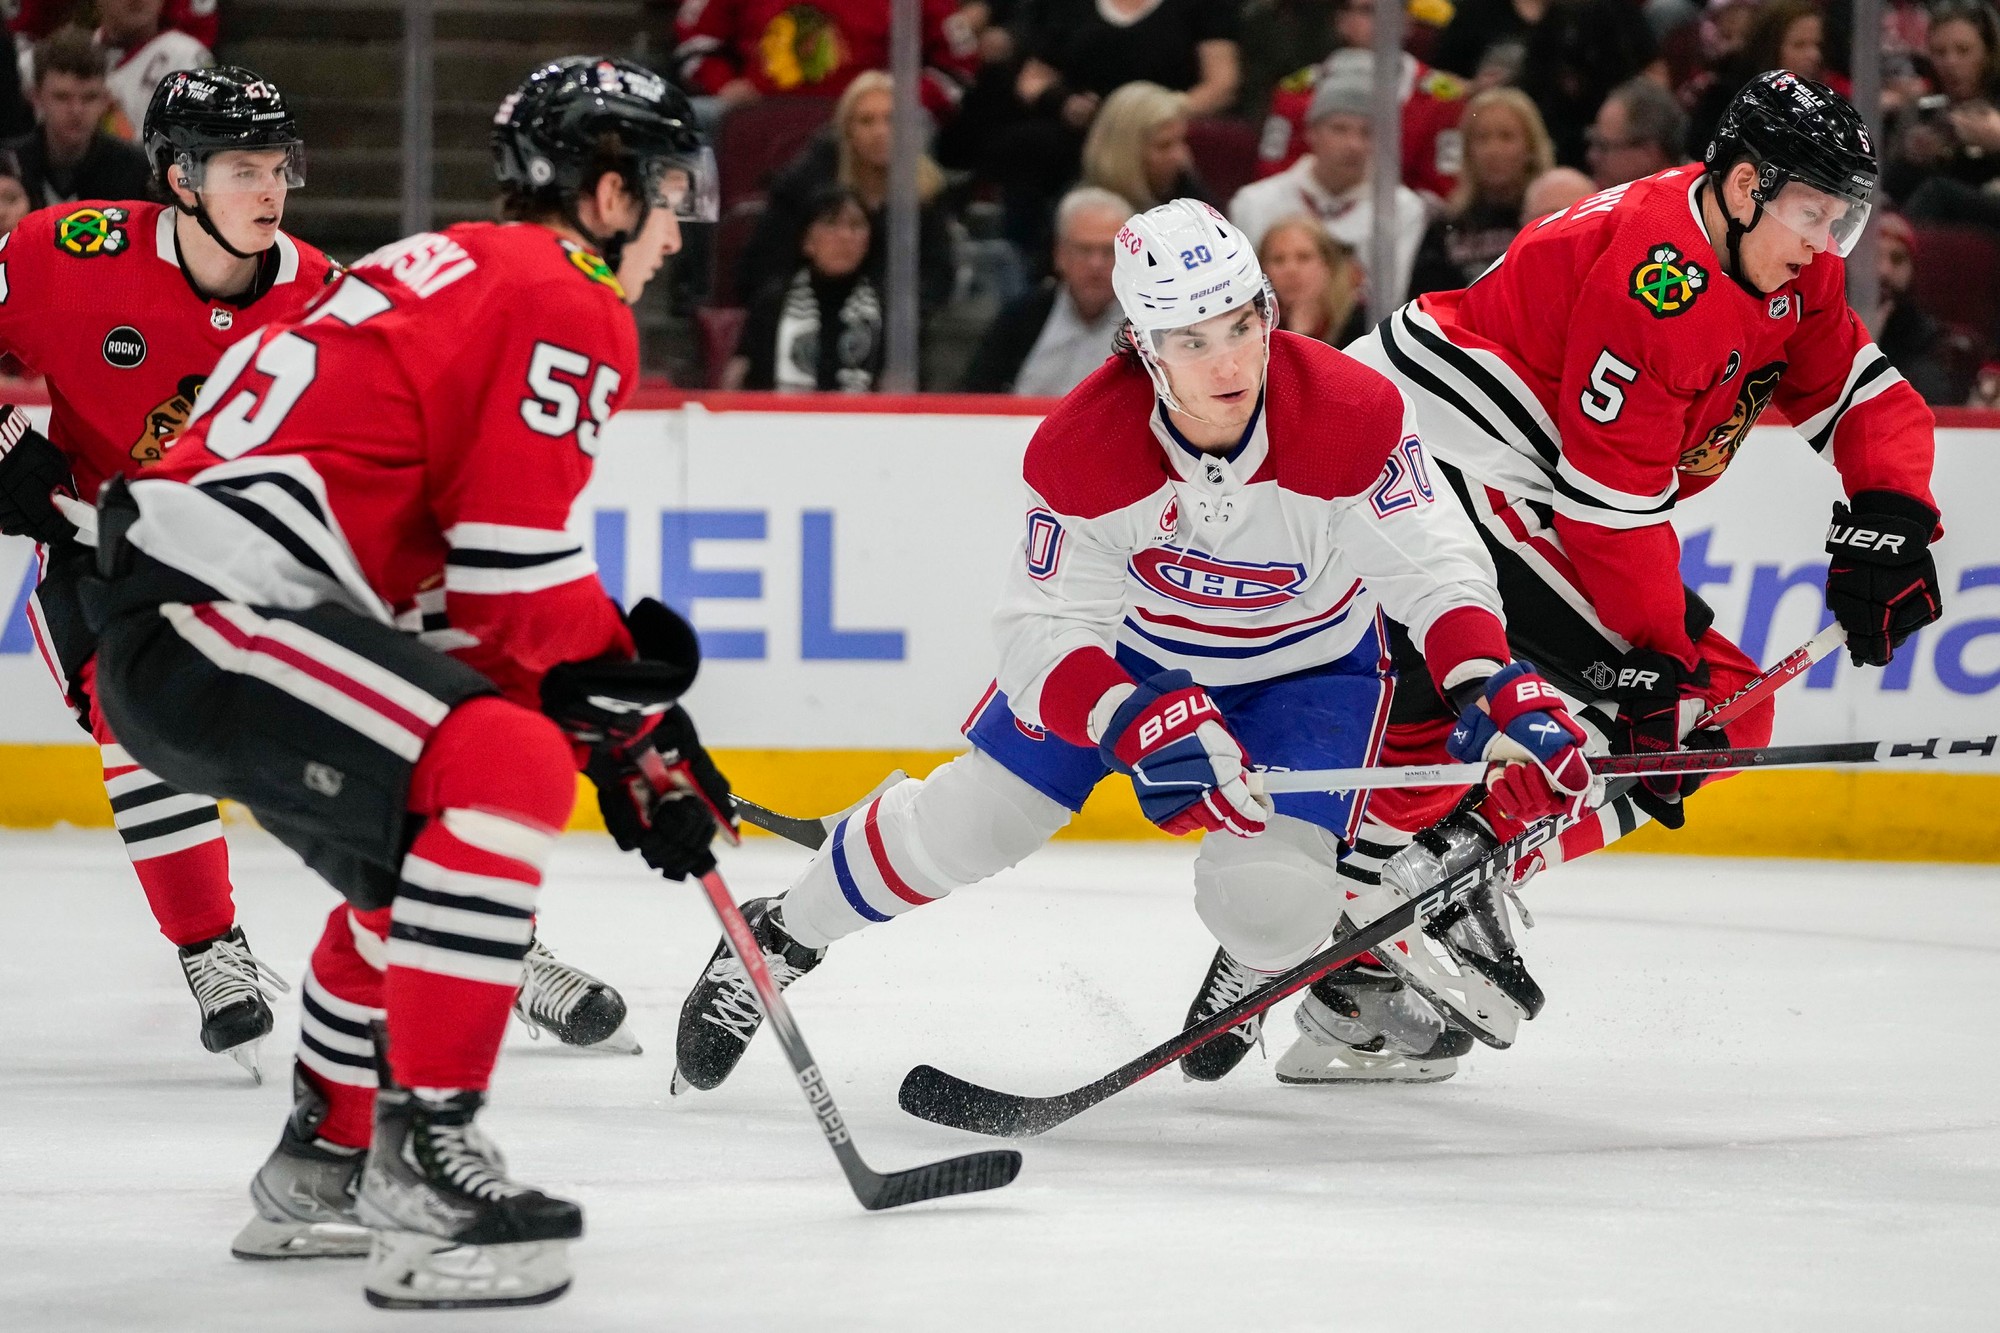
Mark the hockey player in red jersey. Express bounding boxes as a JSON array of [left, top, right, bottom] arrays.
[[1333, 71, 1942, 1069], [0, 67, 332, 1077], [672, 199, 1597, 1094], [78, 58, 729, 1307]]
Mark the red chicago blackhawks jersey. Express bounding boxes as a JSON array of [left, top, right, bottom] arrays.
[[131, 221, 639, 705], [673, 0, 974, 115], [1258, 54, 1465, 199], [0, 199, 335, 504], [1362, 165, 1935, 667]]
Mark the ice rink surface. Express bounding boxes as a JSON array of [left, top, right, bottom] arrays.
[[4, 828, 1999, 1332]]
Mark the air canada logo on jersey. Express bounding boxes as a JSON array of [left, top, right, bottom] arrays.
[[1629, 243, 1706, 318], [130, 374, 207, 464], [1680, 361, 1783, 478], [561, 240, 625, 298], [55, 206, 129, 258], [1130, 546, 1307, 611]]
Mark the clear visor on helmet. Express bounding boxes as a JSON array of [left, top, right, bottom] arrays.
[[642, 146, 719, 222], [1144, 298, 1271, 367], [1761, 178, 1870, 257], [178, 144, 307, 193]]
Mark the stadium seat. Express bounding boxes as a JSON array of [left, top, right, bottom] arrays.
[[1186, 118, 1261, 213], [695, 305, 749, 388], [716, 97, 836, 210], [1910, 224, 2000, 340]]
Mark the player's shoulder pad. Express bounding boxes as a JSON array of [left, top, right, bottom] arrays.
[[1023, 355, 1173, 519], [29, 199, 151, 262], [1261, 332, 1406, 500]]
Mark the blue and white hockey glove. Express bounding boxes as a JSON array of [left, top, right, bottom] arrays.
[[1099, 670, 1267, 838], [1448, 660, 1591, 827]]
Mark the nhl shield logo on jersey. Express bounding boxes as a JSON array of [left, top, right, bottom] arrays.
[[1582, 660, 1617, 693], [1130, 546, 1308, 611], [130, 374, 207, 464], [55, 206, 129, 258], [1629, 243, 1706, 318]]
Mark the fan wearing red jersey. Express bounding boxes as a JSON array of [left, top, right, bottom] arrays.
[[0, 66, 334, 1079], [81, 58, 726, 1309], [1335, 72, 1941, 1051]]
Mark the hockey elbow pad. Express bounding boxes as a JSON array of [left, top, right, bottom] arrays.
[[1825, 491, 1942, 668], [0, 407, 78, 546]]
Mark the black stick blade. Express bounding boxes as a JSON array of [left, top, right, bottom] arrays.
[[859, 1149, 1023, 1211], [732, 796, 828, 850], [899, 1064, 1079, 1138]]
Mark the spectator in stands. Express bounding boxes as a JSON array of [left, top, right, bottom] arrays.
[[961, 185, 1125, 394], [736, 71, 956, 312], [672, 0, 975, 124], [1257, 40, 1470, 201], [1237, 0, 1352, 122], [97, 0, 212, 138], [1686, 0, 1834, 153], [1432, 0, 1551, 82], [9, 0, 217, 51], [1408, 87, 1554, 296], [1888, 1, 2000, 223], [1258, 213, 1367, 346], [1079, 82, 1205, 215], [1585, 75, 1686, 186], [1227, 52, 1426, 301], [13, 29, 150, 210], [727, 185, 885, 392], [0, 148, 30, 237], [1870, 211, 1960, 403], [1522, 163, 1596, 217], [1970, 359, 2000, 408], [1518, 0, 1660, 167]]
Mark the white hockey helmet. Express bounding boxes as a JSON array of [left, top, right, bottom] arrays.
[[1111, 199, 1275, 413]]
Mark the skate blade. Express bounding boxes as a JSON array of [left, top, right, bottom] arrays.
[[589, 1024, 643, 1056], [669, 1066, 691, 1097], [228, 1040, 266, 1085], [362, 1232, 573, 1310], [231, 1213, 371, 1261]]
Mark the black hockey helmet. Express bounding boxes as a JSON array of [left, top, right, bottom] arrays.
[[492, 56, 717, 260], [1704, 70, 1875, 277], [144, 66, 305, 259]]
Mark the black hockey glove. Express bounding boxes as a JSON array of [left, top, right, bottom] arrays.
[[1825, 491, 1942, 668], [0, 405, 78, 546], [586, 706, 737, 881], [539, 598, 701, 749], [1607, 648, 1725, 830]]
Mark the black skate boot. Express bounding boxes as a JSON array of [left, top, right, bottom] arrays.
[[513, 938, 640, 1054], [357, 1086, 583, 1309], [673, 896, 824, 1093], [1178, 947, 1276, 1082], [232, 1063, 371, 1260], [177, 925, 288, 1081], [1275, 961, 1472, 1084]]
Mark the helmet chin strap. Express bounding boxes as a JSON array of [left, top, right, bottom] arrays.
[[1710, 177, 1772, 298], [175, 190, 262, 262], [563, 173, 650, 276]]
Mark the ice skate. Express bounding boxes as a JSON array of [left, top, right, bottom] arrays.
[[1178, 947, 1275, 1082], [1275, 962, 1471, 1084], [672, 896, 824, 1093], [356, 1087, 582, 1310], [1381, 816, 1546, 1021], [232, 1064, 370, 1260], [513, 938, 640, 1054], [177, 925, 289, 1083]]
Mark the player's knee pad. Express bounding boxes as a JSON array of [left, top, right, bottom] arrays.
[[409, 695, 576, 835], [781, 748, 1070, 947], [1192, 815, 1346, 973]]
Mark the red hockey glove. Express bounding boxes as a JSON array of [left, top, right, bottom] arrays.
[[0, 404, 78, 546], [1099, 670, 1267, 838], [1825, 491, 1942, 668], [1446, 660, 1591, 826]]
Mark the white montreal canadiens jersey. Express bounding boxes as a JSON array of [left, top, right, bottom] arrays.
[[992, 334, 1507, 731]]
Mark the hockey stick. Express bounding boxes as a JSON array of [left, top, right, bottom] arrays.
[[732, 770, 910, 851], [631, 751, 1021, 1208], [893, 626, 1847, 1137]]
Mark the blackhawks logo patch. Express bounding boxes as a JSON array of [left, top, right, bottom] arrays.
[[131, 374, 207, 464], [55, 206, 130, 258], [562, 241, 624, 298], [1629, 243, 1706, 318]]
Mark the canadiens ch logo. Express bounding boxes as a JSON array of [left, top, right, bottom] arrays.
[[130, 374, 206, 463], [1130, 545, 1307, 611], [1629, 243, 1706, 318], [55, 206, 129, 257]]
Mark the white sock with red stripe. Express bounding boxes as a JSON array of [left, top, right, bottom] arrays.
[[780, 749, 1071, 949], [99, 741, 237, 948]]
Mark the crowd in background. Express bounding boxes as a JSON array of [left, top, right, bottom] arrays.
[[668, 0, 2000, 407]]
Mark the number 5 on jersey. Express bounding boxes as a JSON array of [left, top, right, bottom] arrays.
[[1580, 348, 1638, 424]]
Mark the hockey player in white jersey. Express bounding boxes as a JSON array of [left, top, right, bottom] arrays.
[[674, 200, 1593, 1090]]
